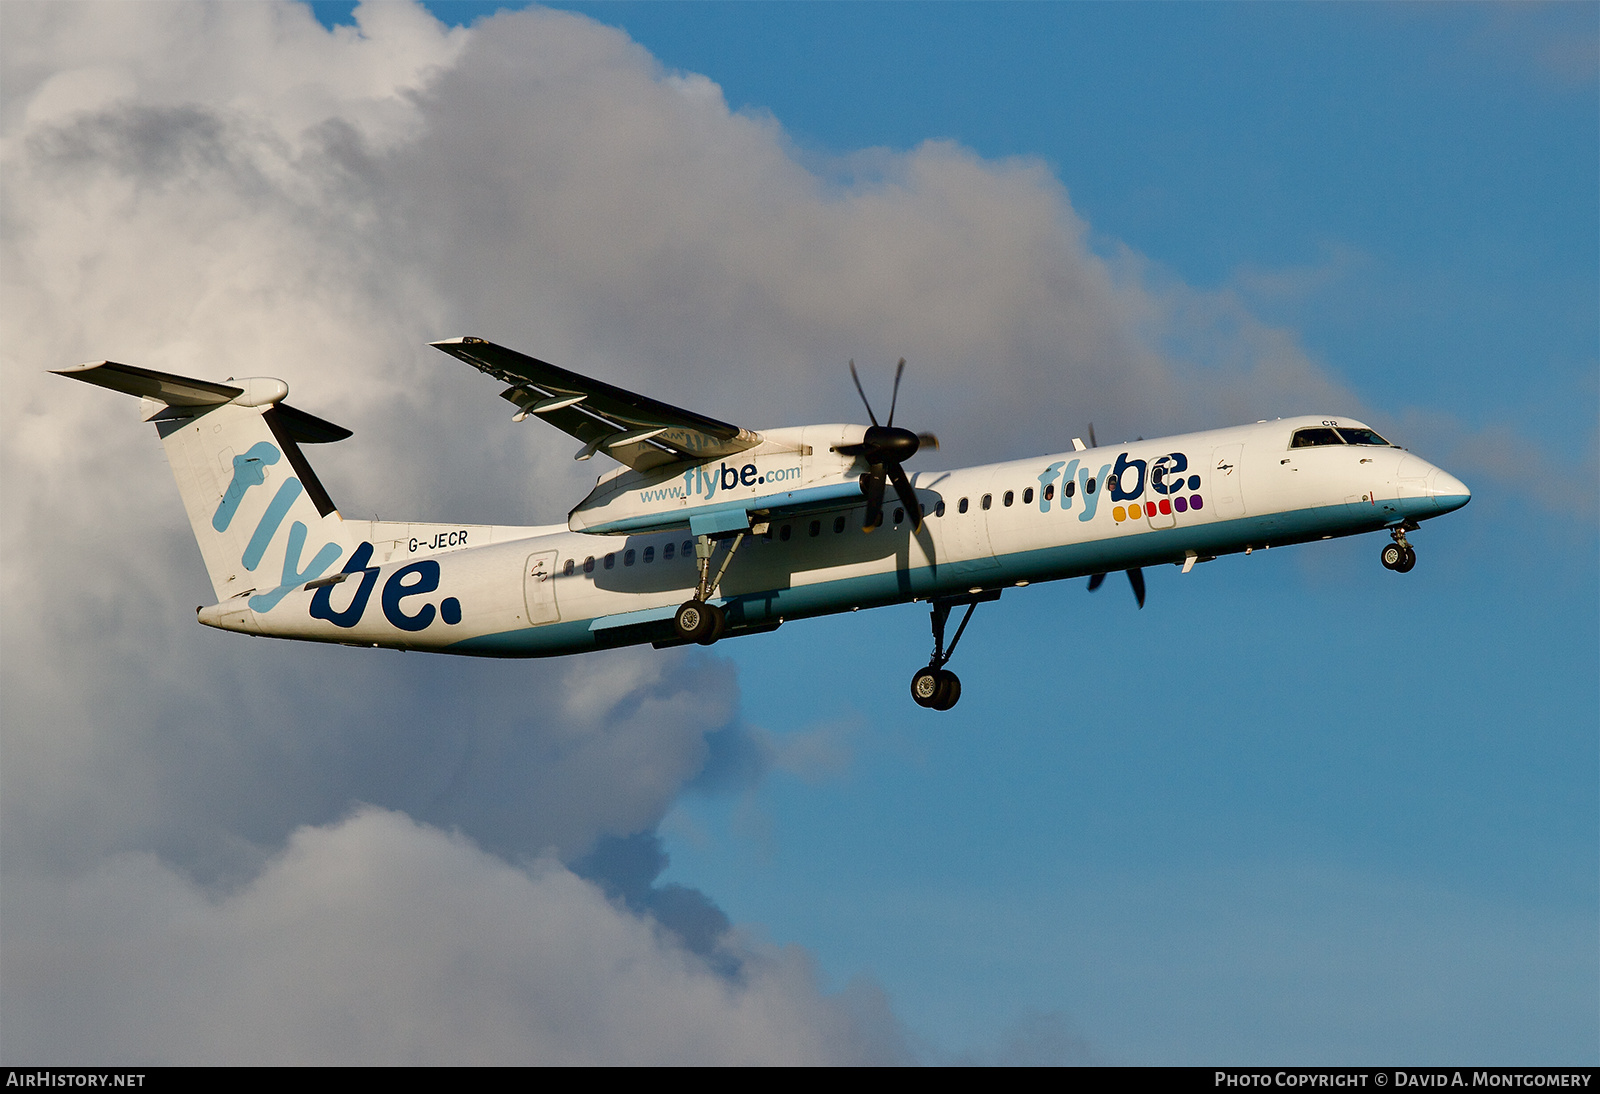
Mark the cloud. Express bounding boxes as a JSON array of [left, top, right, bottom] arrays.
[[1, 807, 909, 1064], [2, 0, 1569, 1062]]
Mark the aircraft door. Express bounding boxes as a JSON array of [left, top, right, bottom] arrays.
[[523, 550, 561, 625], [1210, 444, 1246, 519]]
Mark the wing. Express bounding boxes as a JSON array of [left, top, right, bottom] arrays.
[[431, 337, 761, 472]]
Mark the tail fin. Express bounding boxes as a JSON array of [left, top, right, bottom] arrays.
[[56, 361, 357, 608]]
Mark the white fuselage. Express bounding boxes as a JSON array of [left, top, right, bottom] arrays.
[[203, 415, 1471, 656]]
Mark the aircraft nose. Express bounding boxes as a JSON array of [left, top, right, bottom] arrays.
[[1428, 467, 1472, 513]]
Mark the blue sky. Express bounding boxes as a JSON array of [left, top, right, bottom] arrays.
[[3, 0, 1592, 1064], [510, 2, 1599, 1059]]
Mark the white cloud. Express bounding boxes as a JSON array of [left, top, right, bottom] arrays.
[[2, 808, 908, 1064]]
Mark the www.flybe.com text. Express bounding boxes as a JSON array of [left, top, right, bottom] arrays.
[[639, 462, 803, 503]]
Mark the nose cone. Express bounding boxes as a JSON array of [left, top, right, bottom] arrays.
[[1428, 467, 1472, 513]]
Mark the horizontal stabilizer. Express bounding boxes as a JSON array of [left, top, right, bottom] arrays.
[[53, 360, 242, 406], [54, 361, 351, 442], [270, 402, 353, 444]]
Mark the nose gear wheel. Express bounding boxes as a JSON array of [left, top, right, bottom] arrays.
[[1381, 525, 1417, 573]]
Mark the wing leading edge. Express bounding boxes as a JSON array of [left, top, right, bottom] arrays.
[[431, 338, 761, 472]]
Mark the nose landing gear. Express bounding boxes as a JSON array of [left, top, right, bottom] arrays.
[[910, 591, 999, 710], [1380, 525, 1417, 573]]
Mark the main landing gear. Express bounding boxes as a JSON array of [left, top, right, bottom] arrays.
[[1380, 524, 1417, 573], [910, 592, 997, 711], [674, 531, 748, 644]]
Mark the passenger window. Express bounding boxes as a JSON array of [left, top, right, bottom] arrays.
[[1064, 480, 1075, 498], [1003, 491, 1014, 507], [643, 546, 655, 563], [935, 500, 946, 517], [809, 520, 821, 537], [1044, 484, 1054, 501], [604, 553, 615, 570], [682, 540, 693, 557], [583, 556, 595, 574], [1107, 474, 1118, 492], [834, 515, 846, 533], [893, 507, 905, 525], [1023, 487, 1034, 504], [663, 542, 675, 561], [1290, 427, 1345, 448], [779, 524, 791, 541], [1085, 477, 1096, 494], [958, 497, 969, 514], [982, 494, 993, 510], [563, 559, 574, 576], [624, 549, 635, 566]]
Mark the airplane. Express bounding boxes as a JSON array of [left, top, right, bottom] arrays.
[[56, 337, 1471, 710]]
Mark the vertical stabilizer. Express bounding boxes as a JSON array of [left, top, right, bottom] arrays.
[[55, 361, 357, 608]]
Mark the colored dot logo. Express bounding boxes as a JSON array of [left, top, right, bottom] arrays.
[[1114, 494, 1204, 523]]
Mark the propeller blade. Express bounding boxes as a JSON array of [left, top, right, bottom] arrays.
[[843, 360, 932, 533], [1127, 567, 1146, 609], [861, 466, 886, 532], [1087, 572, 1106, 592], [848, 360, 880, 427], [1087, 422, 1098, 448], [886, 357, 906, 426], [884, 459, 922, 532]]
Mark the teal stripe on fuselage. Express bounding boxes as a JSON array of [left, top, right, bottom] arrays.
[[445, 496, 1445, 659]]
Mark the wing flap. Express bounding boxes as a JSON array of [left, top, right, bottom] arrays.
[[434, 337, 760, 471]]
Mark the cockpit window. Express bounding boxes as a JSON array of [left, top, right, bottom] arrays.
[[1335, 427, 1392, 447], [1290, 427, 1344, 448]]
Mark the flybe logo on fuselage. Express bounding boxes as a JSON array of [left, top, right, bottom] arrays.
[[637, 461, 803, 505], [308, 543, 463, 632], [1033, 451, 1206, 524]]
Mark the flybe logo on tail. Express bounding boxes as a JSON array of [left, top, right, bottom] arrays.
[[1033, 451, 1206, 524], [214, 442, 340, 612], [214, 442, 279, 532], [213, 443, 465, 631]]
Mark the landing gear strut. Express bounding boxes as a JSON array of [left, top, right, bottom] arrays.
[[674, 531, 746, 643], [910, 592, 996, 710], [1380, 525, 1417, 573]]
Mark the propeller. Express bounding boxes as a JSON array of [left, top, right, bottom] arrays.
[[1088, 567, 1146, 609], [837, 358, 939, 533]]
